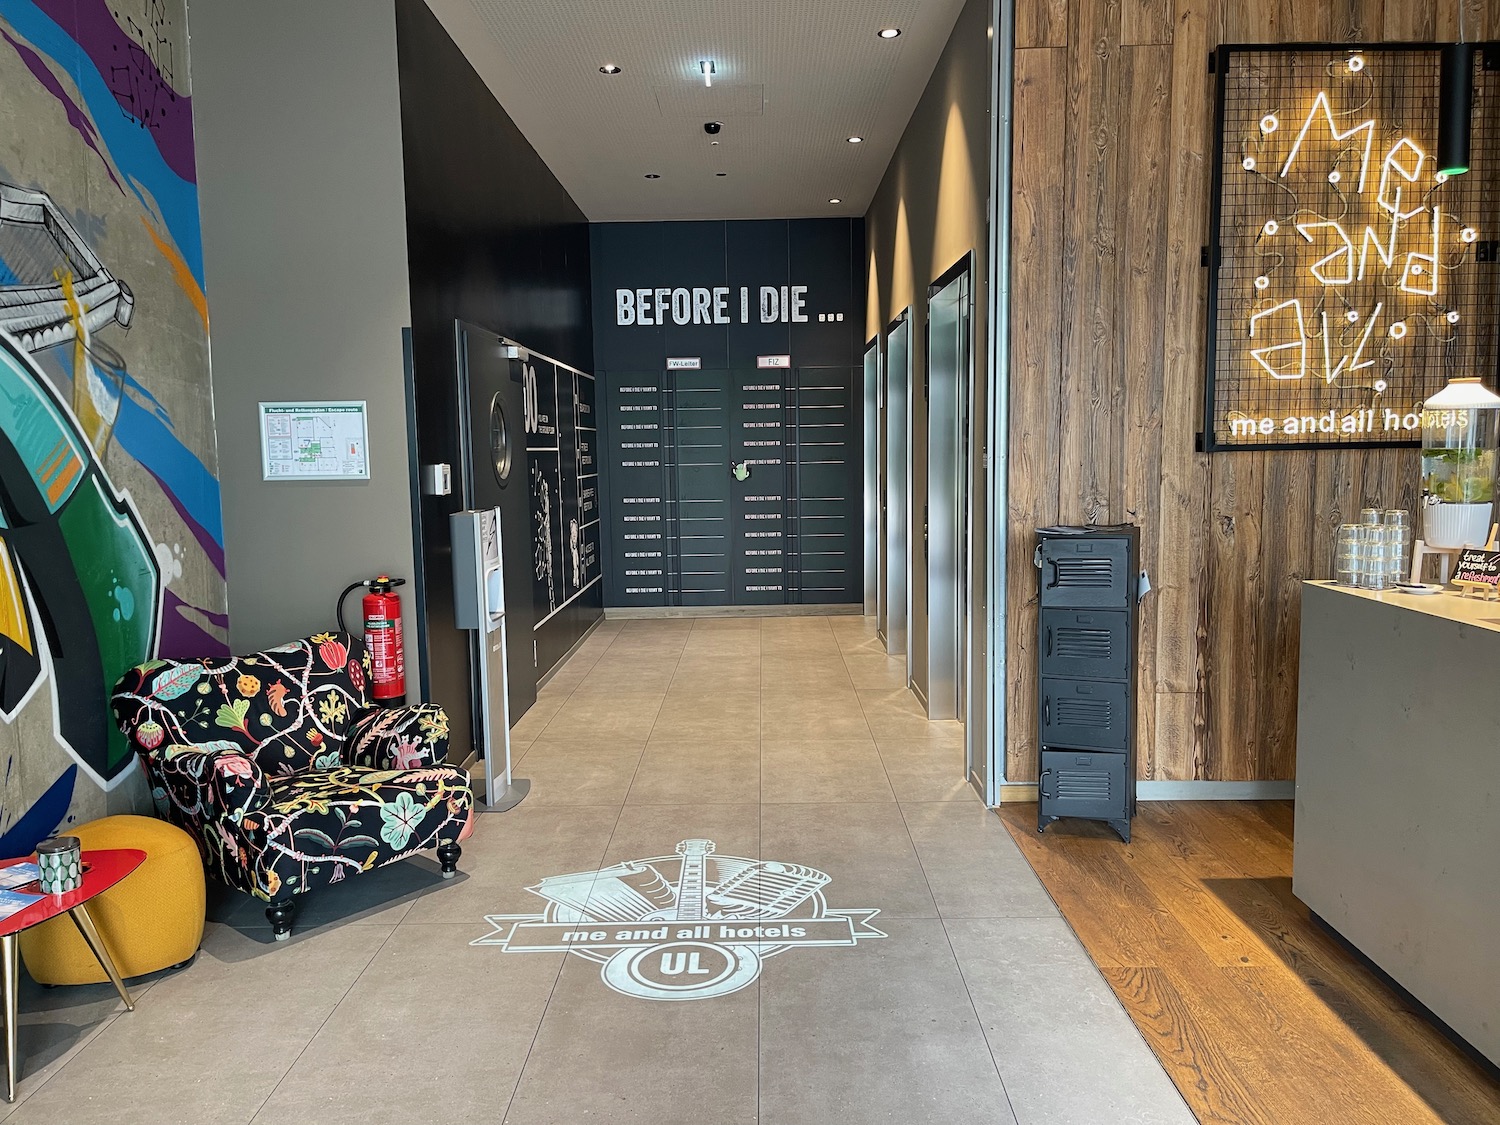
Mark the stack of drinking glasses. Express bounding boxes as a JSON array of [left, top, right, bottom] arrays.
[[1334, 508, 1411, 589], [1381, 509, 1411, 584]]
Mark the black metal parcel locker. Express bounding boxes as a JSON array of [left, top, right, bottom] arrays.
[[1035, 525, 1140, 842]]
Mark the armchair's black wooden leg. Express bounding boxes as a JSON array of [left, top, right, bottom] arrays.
[[266, 898, 295, 941], [437, 843, 461, 879]]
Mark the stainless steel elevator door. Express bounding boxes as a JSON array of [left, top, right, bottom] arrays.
[[876, 347, 888, 642], [885, 313, 911, 669], [863, 343, 880, 618], [925, 269, 971, 721]]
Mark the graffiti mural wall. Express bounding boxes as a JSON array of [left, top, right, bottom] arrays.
[[0, 0, 225, 852]]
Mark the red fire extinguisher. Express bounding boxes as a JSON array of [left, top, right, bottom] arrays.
[[337, 576, 407, 704]]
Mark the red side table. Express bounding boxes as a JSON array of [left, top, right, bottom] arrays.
[[0, 848, 144, 1102]]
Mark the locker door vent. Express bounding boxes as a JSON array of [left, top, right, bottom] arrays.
[[1053, 557, 1114, 588], [1057, 770, 1111, 801], [1054, 627, 1113, 660], [1055, 697, 1112, 729]]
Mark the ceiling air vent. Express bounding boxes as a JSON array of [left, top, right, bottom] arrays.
[[651, 85, 765, 118]]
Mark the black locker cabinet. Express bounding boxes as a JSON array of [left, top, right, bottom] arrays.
[[1036, 525, 1140, 842]]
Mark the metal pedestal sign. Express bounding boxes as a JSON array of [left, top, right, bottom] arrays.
[[450, 507, 528, 811]]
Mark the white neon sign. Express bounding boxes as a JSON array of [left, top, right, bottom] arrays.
[[1279, 91, 1375, 192], [1249, 299, 1307, 380], [1296, 221, 1355, 285], [1244, 77, 1475, 397]]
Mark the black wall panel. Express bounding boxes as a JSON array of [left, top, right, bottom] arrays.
[[592, 220, 864, 609], [523, 355, 601, 673], [395, 0, 599, 751]]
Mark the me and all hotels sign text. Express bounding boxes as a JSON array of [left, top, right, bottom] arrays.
[[616, 283, 846, 325], [1232, 405, 1427, 439]]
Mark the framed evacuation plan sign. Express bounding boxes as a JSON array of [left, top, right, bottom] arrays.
[[1204, 44, 1500, 451], [259, 401, 370, 480]]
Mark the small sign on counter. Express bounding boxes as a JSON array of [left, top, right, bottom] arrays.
[[1450, 548, 1500, 599]]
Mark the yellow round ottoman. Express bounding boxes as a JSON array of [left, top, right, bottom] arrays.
[[19, 814, 205, 984]]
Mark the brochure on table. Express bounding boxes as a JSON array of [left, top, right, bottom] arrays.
[[0, 864, 41, 922]]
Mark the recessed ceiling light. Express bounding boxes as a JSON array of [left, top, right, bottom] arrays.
[[700, 59, 716, 87], [599, 64, 621, 74], [644, 173, 661, 179], [829, 197, 842, 204], [847, 135, 864, 144], [710, 139, 720, 145], [877, 27, 901, 39]]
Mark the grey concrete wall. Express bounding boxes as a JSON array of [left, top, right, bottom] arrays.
[[191, 0, 421, 679], [864, 0, 992, 735]]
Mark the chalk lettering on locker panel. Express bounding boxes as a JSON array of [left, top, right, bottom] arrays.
[[609, 377, 668, 604], [526, 359, 563, 618], [570, 370, 601, 598], [791, 366, 860, 604], [671, 369, 731, 605], [734, 372, 787, 603]]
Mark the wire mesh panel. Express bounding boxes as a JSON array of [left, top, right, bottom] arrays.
[[1205, 44, 1500, 450]]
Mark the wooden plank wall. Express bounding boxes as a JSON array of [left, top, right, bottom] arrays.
[[1007, 0, 1496, 782]]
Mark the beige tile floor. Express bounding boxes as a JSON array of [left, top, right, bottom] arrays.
[[4, 615, 1193, 1125]]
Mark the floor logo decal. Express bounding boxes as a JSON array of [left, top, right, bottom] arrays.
[[473, 838, 885, 1001]]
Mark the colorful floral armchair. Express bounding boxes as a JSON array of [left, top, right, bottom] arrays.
[[110, 632, 474, 939]]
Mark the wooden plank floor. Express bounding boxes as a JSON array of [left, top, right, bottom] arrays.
[[999, 801, 1500, 1125]]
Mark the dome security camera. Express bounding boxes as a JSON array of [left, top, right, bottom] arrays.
[[704, 121, 723, 135]]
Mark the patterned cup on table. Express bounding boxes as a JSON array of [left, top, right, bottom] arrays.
[[36, 836, 82, 895]]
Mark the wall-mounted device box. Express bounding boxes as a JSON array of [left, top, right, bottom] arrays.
[[451, 506, 504, 632], [421, 463, 451, 496]]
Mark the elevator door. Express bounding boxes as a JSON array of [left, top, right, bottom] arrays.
[[926, 266, 971, 721], [884, 313, 911, 669], [876, 344, 889, 642], [863, 343, 880, 617]]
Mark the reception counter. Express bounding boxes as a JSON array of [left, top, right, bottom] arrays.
[[1295, 582, 1499, 1066]]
